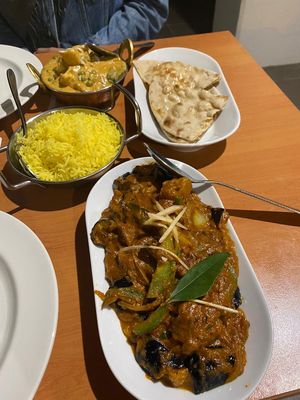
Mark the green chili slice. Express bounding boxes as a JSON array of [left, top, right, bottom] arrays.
[[147, 261, 176, 299], [133, 304, 168, 336]]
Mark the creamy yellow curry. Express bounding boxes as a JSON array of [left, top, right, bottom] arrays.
[[41, 45, 127, 93]]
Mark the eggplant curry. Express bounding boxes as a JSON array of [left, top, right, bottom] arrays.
[[91, 163, 249, 394]]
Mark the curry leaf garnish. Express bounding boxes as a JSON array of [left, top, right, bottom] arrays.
[[132, 253, 231, 336], [169, 252, 230, 303]]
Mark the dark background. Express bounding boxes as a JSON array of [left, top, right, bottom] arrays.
[[157, 0, 216, 39]]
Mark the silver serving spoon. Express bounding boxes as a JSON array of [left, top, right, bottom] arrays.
[[6, 68, 36, 177], [87, 40, 154, 68], [144, 143, 300, 215], [7, 69, 27, 135], [86, 43, 118, 59]]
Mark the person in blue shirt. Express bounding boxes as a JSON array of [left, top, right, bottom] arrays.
[[0, 0, 168, 52]]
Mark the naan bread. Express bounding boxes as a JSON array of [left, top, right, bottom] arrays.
[[148, 77, 228, 143], [134, 59, 228, 143], [134, 60, 220, 89]]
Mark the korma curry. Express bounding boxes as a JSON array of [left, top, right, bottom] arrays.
[[41, 45, 126, 93]]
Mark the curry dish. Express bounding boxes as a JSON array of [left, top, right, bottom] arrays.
[[91, 163, 249, 394], [41, 45, 127, 93]]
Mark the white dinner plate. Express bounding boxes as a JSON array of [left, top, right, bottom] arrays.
[[0, 45, 42, 119], [133, 47, 241, 152], [85, 158, 272, 400], [0, 211, 58, 399]]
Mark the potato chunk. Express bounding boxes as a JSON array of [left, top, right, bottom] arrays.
[[160, 177, 192, 201]]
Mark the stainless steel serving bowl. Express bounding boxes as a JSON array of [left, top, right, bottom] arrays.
[[39, 75, 126, 110], [27, 39, 134, 111], [0, 83, 142, 190]]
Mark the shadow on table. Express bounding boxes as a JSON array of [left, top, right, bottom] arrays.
[[1, 162, 94, 211], [75, 213, 135, 400], [1, 156, 131, 213]]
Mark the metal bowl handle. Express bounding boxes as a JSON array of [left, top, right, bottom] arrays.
[[118, 38, 134, 67], [26, 63, 48, 92], [113, 82, 142, 144], [0, 144, 34, 190], [0, 170, 33, 190]]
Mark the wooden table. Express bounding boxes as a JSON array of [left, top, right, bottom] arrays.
[[0, 32, 299, 400]]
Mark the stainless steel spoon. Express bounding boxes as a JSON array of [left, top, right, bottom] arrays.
[[7, 69, 27, 135], [6, 68, 36, 177], [88, 40, 154, 65], [87, 43, 118, 59], [144, 143, 300, 215]]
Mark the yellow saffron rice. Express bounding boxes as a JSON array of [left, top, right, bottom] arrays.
[[16, 111, 122, 181]]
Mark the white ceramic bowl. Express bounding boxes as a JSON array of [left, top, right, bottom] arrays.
[[85, 158, 272, 400], [133, 47, 241, 152]]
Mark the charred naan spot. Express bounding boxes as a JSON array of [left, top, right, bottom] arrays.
[[156, 107, 163, 116], [164, 117, 174, 127]]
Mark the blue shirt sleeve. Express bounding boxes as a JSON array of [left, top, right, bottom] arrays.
[[86, 0, 168, 45]]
